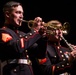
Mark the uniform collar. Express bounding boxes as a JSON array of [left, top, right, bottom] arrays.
[[4, 24, 19, 30]]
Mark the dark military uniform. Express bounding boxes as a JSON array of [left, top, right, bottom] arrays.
[[0, 24, 43, 75], [37, 42, 76, 75], [28, 36, 47, 75]]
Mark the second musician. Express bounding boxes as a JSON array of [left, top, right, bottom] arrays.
[[33, 20, 76, 75]]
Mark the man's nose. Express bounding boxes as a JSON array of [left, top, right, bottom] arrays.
[[58, 30, 62, 34], [20, 14, 23, 19]]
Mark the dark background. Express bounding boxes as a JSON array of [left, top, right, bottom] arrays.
[[0, 0, 76, 45]]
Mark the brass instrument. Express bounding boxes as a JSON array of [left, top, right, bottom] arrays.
[[20, 19, 70, 34], [20, 19, 35, 28], [61, 36, 74, 51], [20, 19, 35, 23], [59, 22, 74, 51], [43, 21, 70, 35]]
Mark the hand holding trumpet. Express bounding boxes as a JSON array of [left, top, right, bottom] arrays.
[[33, 17, 45, 31], [69, 44, 76, 58], [19, 17, 47, 36], [64, 44, 76, 63], [33, 17, 47, 36]]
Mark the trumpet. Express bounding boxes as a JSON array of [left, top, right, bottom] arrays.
[[45, 21, 70, 34], [61, 36, 74, 51], [20, 19, 35, 28], [20, 19, 35, 23], [20, 19, 70, 35]]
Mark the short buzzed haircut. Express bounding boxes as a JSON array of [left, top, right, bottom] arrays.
[[3, 1, 22, 13]]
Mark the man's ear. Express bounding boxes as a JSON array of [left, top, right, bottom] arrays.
[[5, 11, 10, 18]]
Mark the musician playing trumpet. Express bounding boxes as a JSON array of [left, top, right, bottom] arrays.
[[32, 20, 76, 75], [0, 1, 47, 75]]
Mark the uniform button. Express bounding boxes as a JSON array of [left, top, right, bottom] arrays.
[[25, 50, 28, 52], [19, 35, 22, 37], [62, 65, 64, 67], [54, 56, 56, 58], [61, 55, 64, 57], [34, 30, 36, 32], [60, 51, 62, 53], [57, 46, 60, 49], [67, 63, 69, 65], [63, 59, 65, 61], [13, 69, 17, 72], [29, 33, 32, 35], [57, 66, 59, 68], [25, 36, 28, 38], [27, 55, 29, 58]]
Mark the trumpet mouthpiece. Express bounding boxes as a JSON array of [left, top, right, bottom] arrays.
[[19, 19, 27, 22]]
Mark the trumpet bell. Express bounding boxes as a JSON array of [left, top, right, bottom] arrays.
[[44, 21, 70, 35], [62, 22, 70, 35]]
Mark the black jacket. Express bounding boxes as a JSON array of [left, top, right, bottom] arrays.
[[0, 26, 43, 75], [39, 42, 76, 75]]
